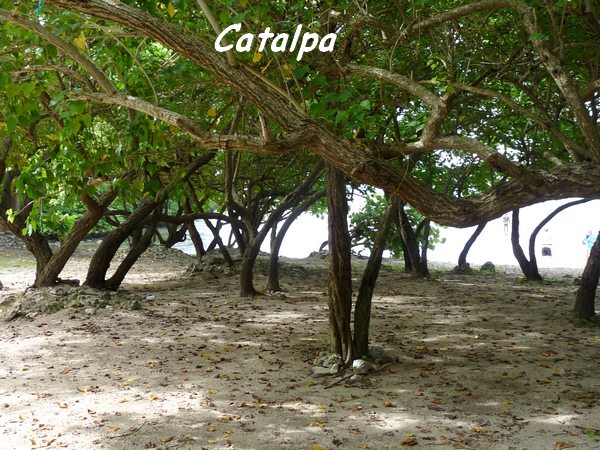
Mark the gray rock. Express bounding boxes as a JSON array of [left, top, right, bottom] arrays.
[[451, 263, 473, 274], [352, 359, 374, 375], [329, 363, 340, 375], [129, 298, 142, 311], [312, 366, 332, 376], [480, 261, 496, 272], [368, 346, 395, 364], [0, 295, 21, 321], [84, 307, 97, 315]]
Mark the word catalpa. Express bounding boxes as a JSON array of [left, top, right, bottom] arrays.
[[215, 24, 337, 61]]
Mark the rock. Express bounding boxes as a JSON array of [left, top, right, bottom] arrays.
[[129, 298, 142, 310], [329, 363, 340, 375], [352, 359, 374, 375], [451, 263, 473, 274], [312, 366, 331, 376], [0, 295, 21, 321], [480, 261, 496, 272], [146, 294, 156, 301], [84, 307, 97, 315], [368, 346, 395, 364], [349, 374, 364, 383]]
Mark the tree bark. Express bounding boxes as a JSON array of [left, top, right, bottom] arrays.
[[86, 200, 157, 288], [104, 218, 159, 290], [326, 164, 354, 365], [34, 191, 117, 287], [203, 219, 235, 266], [511, 209, 543, 281], [574, 231, 600, 320], [267, 190, 325, 292], [458, 222, 486, 266], [187, 220, 205, 258], [397, 205, 429, 277], [353, 198, 397, 357], [239, 236, 261, 297]]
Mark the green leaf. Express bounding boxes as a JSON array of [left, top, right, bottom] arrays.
[[0, 72, 8, 90], [529, 32, 548, 42], [6, 115, 17, 132], [359, 100, 371, 110], [22, 82, 35, 98]]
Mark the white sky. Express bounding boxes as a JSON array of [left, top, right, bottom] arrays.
[[175, 198, 599, 270]]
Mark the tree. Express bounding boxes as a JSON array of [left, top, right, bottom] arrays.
[[511, 199, 590, 281], [574, 231, 600, 320], [458, 223, 487, 268], [3, 0, 600, 356]]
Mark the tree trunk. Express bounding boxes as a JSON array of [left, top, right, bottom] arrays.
[[397, 205, 428, 277], [35, 192, 116, 287], [239, 237, 261, 297], [187, 220, 205, 258], [574, 231, 600, 320], [417, 219, 431, 277], [163, 222, 187, 248], [326, 164, 354, 365], [267, 190, 325, 292], [528, 198, 590, 266], [458, 222, 486, 266], [104, 220, 158, 290], [511, 209, 543, 281], [204, 219, 234, 266], [86, 200, 157, 288], [354, 198, 396, 357]]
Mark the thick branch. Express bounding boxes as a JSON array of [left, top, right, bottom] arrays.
[[74, 92, 315, 154]]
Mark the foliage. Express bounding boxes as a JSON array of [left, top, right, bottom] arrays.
[[349, 189, 441, 257]]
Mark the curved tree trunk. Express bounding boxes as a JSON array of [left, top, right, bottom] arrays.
[[326, 164, 354, 365], [104, 219, 159, 290], [528, 198, 591, 265], [354, 197, 397, 357], [397, 205, 428, 277], [458, 222, 486, 267], [162, 222, 187, 248], [417, 219, 431, 277], [512, 199, 590, 281], [574, 231, 600, 320], [34, 191, 117, 287], [86, 200, 157, 288], [187, 219, 205, 258], [511, 209, 543, 281], [204, 219, 234, 266], [267, 190, 325, 292], [239, 241, 261, 297]]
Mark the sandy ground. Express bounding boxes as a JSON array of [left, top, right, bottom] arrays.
[[1, 244, 600, 450]]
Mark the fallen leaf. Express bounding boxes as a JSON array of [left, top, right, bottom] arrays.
[[400, 437, 417, 446], [554, 443, 575, 450]]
